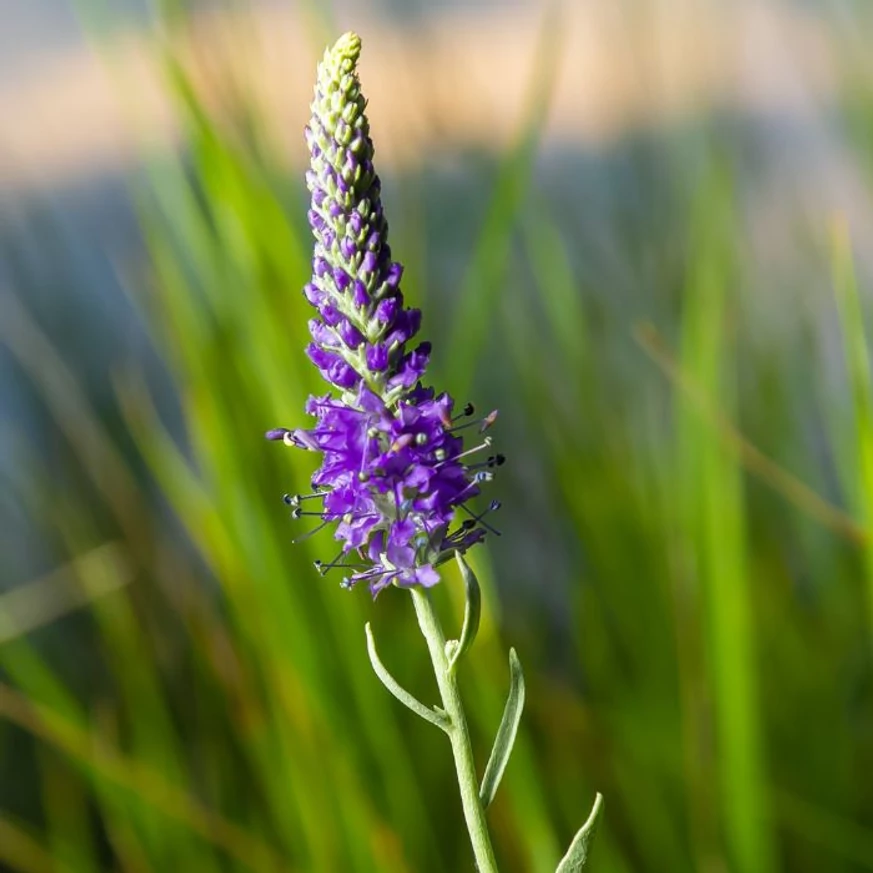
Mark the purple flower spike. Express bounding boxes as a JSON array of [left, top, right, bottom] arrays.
[[266, 32, 502, 596]]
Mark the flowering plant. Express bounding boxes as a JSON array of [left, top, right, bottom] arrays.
[[268, 32, 601, 871]]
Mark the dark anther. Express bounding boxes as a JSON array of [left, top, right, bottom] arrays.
[[318, 551, 347, 574], [460, 502, 502, 537], [451, 403, 476, 424], [292, 508, 326, 519], [285, 492, 324, 506]]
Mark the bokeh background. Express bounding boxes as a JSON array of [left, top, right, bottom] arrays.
[[3, 0, 873, 870]]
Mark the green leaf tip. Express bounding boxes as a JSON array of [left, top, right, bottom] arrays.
[[555, 793, 604, 872], [479, 647, 526, 808], [446, 552, 482, 673]]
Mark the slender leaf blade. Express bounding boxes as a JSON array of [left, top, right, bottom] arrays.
[[478, 648, 525, 809], [365, 624, 449, 732]]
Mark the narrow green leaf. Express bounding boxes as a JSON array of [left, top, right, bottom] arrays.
[[831, 217, 873, 650], [446, 553, 482, 673], [555, 793, 604, 872], [364, 624, 450, 732], [676, 164, 776, 873], [478, 648, 525, 809]]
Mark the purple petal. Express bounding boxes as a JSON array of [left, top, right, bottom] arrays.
[[353, 280, 370, 307], [366, 343, 389, 372]]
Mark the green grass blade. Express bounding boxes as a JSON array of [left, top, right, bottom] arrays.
[[677, 164, 777, 873], [831, 218, 873, 647]]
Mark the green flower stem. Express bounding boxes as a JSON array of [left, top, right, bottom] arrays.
[[410, 588, 499, 873]]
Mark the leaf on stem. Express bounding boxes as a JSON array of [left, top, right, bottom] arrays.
[[364, 623, 450, 732], [555, 793, 604, 872], [446, 553, 482, 673], [478, 647, 525, 808]]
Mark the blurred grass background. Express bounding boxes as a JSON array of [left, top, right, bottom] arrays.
[[3, 0, 873, 870]]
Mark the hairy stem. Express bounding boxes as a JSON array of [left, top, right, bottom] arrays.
[[410, 588, 499, 873]]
